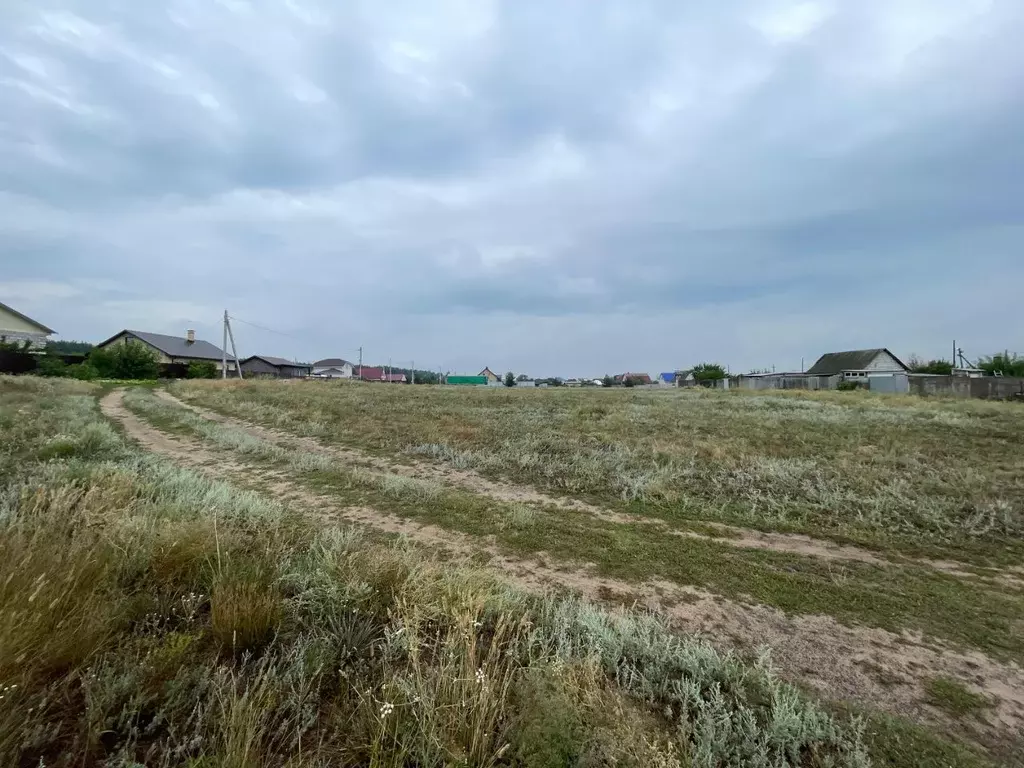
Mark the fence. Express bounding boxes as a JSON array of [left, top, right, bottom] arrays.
[[908, 375, 1024, 400]]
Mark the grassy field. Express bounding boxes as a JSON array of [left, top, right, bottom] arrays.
[[2, 376, 1020, 766], [171, 380, 1024, 565]]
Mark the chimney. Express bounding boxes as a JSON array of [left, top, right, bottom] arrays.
[[186, 329, 195, 344]]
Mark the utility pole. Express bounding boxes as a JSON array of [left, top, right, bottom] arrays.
[[388, 357, 392, 383], [411, 360, 415, 385], [953, 339, 957, 366], [357, 347, 362, 380], [222, 310, 228, 380], [225, 313, 242, 379]]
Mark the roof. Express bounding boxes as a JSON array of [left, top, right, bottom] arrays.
[[357, 366, 386, 380], [618, 372, 652, 382], [313, 358, 352, 367], [806, 348, 908, 376], [479, 367, 499, 377], [98, 330, 228, 361], [0, 300, 55, 334], [659, 372, 675, 383], [243, 355, 311, 369]]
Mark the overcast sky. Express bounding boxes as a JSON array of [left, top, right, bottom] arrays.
[[2, 1, 1022, 376]]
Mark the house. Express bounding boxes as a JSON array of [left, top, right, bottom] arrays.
[[805, 348, 909, 382], [657, 372, 675, 386], [479, 367, 501, 384], [312, 358, 354, 379], [616, 372, 652, 385], [96, 329, 236, 373], [674, 369, 697, 387], [356, 366, 385, 381], [241, 355, 312, 379], [352, 366, 405, 383], [0, 301, 55, 350]]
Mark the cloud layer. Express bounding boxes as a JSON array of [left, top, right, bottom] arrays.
[[2, 0, 1022, 375]]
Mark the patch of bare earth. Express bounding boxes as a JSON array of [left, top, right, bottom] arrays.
[[157, 389, 1014, 581], [105, 389, 1024, 750]]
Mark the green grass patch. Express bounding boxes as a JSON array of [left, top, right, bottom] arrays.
[[923, 676, 992, 719]]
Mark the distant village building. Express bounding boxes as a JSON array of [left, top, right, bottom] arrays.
[[312, 359, 354, 378], [241, 355, 312, 379], [479, 367, 501, 383]]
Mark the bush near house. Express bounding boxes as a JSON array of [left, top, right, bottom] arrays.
[[504, 371, 516, 387], [187, 360, 219, 379], [89, 343, 161, 380], [978, 351, 1024, 377]]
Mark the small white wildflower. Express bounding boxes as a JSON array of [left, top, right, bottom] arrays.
[[473, 621, 482, 628], [475, 668, 485, 684], [379, 702, 394, 717]]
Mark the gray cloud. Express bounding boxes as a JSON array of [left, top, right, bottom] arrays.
[[1, 0, 1023, 375]]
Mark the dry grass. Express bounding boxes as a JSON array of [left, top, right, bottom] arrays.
[[171, 380, 1024, 563], [0, 376, 884, 767]]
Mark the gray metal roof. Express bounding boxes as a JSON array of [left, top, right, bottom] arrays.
[[806, 348, 907, 376], [244, 355, 311, 368], [313, 358, 352, 367], [99, 330, 228, 361]]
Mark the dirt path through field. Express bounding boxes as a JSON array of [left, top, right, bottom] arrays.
[[157, 389, 1013, 581], [102, 388, 1024, 750]]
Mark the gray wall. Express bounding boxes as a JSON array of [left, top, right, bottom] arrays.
[[909, 375, 1024, 399], [732, 374, 836, 391], [867, 374, 910, 394]]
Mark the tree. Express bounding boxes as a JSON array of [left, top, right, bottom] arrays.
[[908, 356, 953, 375], [623, 377, 636, 388], [601, 375, 614, 388], [692, 363, 727, 382], [187, 360, 218, 379], [89, 343, 161, 380], [978, 351, 1024, 377], [504, 371, 516, 387], [46, 340, 93, 355]]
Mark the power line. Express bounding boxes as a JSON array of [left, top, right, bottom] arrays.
[[228, 314, 303, 340]]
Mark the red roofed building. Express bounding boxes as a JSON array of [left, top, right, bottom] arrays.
[[615, 372, 652, 385], [357, 366, 407, 383]]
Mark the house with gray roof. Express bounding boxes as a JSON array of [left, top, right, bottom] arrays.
[[805, 348, 908, 382], [96, 329, 237, 374], [312, 358, 354, 378], [241, 355, 312, 379]]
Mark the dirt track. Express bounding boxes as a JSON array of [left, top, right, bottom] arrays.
[[101, 388, 1024, 750], [154, 389, 1003, 575]]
